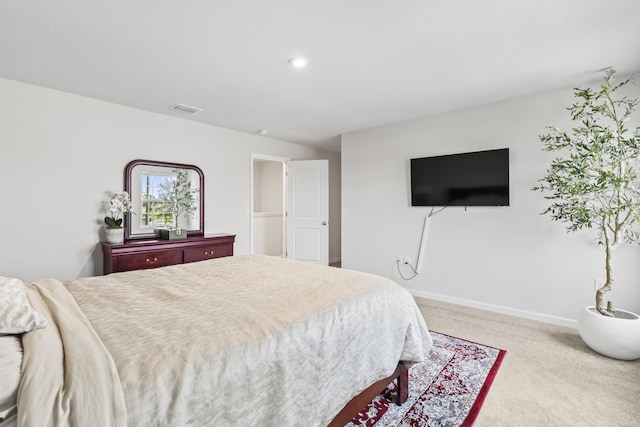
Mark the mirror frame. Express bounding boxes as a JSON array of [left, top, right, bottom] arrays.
[[124, 159, 205, 240]]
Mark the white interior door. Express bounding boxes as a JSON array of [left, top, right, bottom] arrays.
[[286, 160, 329, 265]]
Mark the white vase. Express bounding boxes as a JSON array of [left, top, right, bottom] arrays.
[[577, 306, 640, 360], [105, 228, 125, 244]]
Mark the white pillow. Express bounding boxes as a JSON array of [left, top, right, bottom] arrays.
[[0, 335, 22, 422], [0, 277, 48, 334]]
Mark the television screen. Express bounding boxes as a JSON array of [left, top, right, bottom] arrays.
[[410, 148, 509, 207]]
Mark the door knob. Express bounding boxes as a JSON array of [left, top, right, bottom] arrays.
[[322, 221, 327, 225]]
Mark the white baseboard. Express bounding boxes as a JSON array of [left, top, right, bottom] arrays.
[[408, 289, 578, 329]]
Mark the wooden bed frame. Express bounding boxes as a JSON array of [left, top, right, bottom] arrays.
[[328, 362, 408, 426]]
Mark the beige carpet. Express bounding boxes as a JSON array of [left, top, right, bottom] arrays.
[[414, 297, 640, 427]]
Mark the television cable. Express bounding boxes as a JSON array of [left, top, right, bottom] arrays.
[[397, 206, 446, 280]]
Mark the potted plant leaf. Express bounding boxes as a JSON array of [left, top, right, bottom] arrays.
[[533, 68, 640, 360]]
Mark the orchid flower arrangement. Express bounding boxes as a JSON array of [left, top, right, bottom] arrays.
[[104, 191, 134, 229]]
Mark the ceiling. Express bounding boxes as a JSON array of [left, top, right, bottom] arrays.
[[2, 1, 640, 153]]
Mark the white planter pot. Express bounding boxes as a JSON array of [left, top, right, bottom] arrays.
[[577, 306, 640, 360], [105, 228, 125, 244]]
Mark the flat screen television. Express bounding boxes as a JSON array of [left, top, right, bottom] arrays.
[[410, 148, 509, 207]]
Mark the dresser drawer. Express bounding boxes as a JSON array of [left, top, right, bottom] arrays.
[[102, 234, 235, 274], [116, 249, 183, 272], [183, 243, 233, 263]]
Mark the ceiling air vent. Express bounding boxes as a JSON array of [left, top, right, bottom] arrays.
[[169, 103, 203, 114]]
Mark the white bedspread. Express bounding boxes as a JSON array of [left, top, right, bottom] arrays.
[[26, 255, 432, 426]]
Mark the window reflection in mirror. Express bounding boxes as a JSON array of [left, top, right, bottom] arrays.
[[124, 160, 204, 240], [141, 173, 175, 229]]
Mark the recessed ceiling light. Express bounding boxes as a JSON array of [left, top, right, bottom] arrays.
[[289, 57, 308, 68], [257, 129, 269, 136]]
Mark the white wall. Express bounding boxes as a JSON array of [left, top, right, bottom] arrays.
[[327, 151, 342, 264], [0, 77, 340, 282], [252, 213, 284, 256], [252, 160, 284, 256], [342, 73, 640, 326], [253, 160, 283, 213]]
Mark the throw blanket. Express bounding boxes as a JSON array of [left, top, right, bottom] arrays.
[[19, 280, 127, 427], [21, 255, 432, 426]]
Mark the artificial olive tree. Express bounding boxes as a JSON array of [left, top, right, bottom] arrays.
[[158, 169, 199, 229], [533, 68, 640, 316]]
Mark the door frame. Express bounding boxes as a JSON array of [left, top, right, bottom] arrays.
[[250, 153, 289, 256]]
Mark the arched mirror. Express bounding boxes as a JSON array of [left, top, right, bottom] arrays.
[[124, 159, 205, 240]]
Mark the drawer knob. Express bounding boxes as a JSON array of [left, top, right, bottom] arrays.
[[146, 257, 158, 264], [204, 250, 214, 256]]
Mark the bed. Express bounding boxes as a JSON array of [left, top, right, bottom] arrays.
[[1, 255, 432, 426]]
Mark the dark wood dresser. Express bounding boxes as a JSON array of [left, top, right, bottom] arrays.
[[102, 233, 236, 274]]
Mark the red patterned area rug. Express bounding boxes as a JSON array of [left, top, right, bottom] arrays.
[[346, 332, 506, 427]]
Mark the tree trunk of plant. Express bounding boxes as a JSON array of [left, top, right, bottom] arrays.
[[595, 244, 615, 316]]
